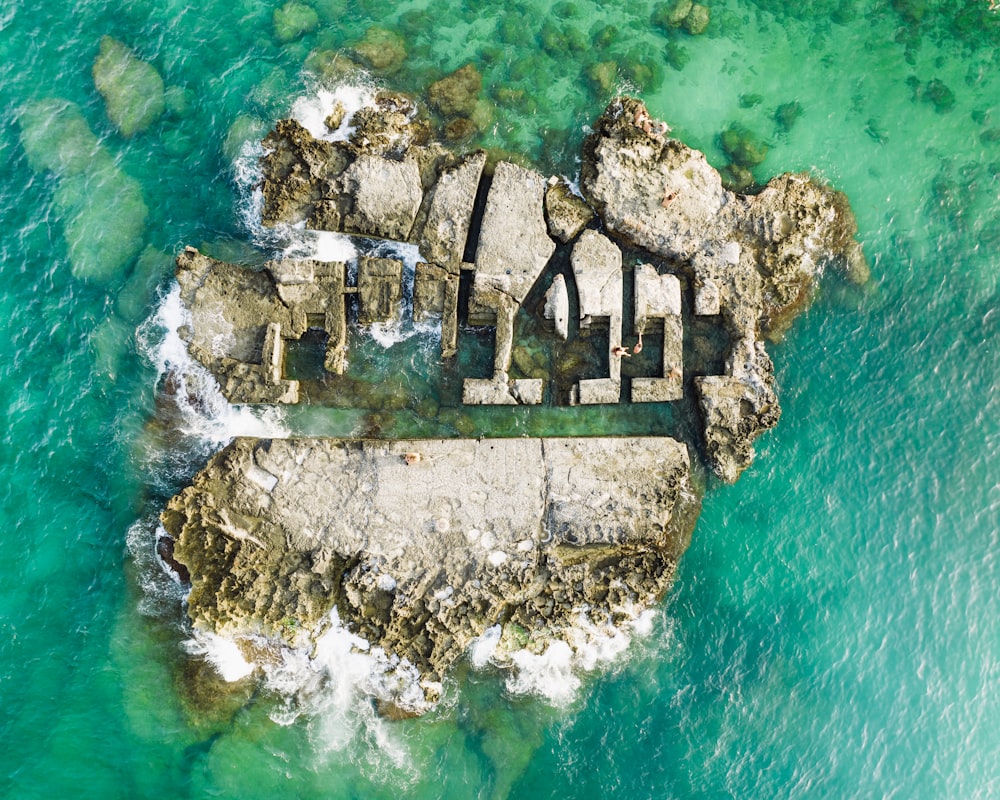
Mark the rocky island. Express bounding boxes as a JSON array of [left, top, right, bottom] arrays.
[[160, 92, 866, 712]]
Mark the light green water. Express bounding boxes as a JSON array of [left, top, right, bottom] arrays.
[[1, 0, 998, 797]]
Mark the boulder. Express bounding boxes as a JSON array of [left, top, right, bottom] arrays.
[[350, 27, 407, 74], [339, 154, 424, 240], [92, 36, 165, 137], [414, 150, 486, 271], [428, 64, 483, 118], [544, 177, 595, 243], [272, 2, 319, 43]]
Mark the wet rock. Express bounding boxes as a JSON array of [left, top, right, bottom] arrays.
[[775, 101, 804, 132], [92, 36, 164, 137], [428, 64, 483, 118], [260, 118, 345, 226], [444, 117, 477, 141], [720, 124, 769, 168], [652, 0, 694, 29], [921, 78, 956, 113], [357, 256, 403, 325], [350, 27, 407, 74], [682, 4, 711, 35], [587, 61, 619, 94], [544, 176, 595, 243], [665, 42, 690, 71], [272, 2, 319, 43]]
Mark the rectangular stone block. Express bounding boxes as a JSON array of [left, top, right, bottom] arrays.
[[631, 378, 682, 403], [574, 378, 620, 405], [357, 256, 403, 325]]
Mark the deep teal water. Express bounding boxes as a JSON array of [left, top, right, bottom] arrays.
[[1, 0, 998, 797]]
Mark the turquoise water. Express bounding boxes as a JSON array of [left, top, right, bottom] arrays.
[[2, 0, 998, 797]]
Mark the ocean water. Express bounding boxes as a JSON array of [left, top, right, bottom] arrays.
[[1, 0, 998, 797]]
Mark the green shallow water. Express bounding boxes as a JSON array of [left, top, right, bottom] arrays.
[[1, 0, 998, 797]]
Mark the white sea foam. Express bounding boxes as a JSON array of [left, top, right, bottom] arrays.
[[136, 285, 290, 445], [290, 84, 376, 142], [502, 611, 644, 706], [220, 609, 423, 775], [125, 519, 188, 618], [183, 631, 255, 682], [469, 625, 502, 668]]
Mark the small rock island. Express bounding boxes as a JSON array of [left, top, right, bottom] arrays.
[[161, 93, 866, 711]]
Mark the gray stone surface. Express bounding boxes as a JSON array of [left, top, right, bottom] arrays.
[[163, 435, 699, 710], [572, 229, 623, 324], [634, 263, 681, 332], [357, 256, 403, 325], [414, 150, 486, 272], [581, 99, 729, 263], [472, 161, 555, 313], [544, 273, 570, 340], [340, 154, 423, 241]]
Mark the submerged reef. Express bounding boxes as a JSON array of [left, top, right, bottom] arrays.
[[161, 95, 866, 712]]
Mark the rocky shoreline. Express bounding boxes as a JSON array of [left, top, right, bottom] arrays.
[[160, 93, 866, 711]]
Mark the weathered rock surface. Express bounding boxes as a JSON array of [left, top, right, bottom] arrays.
[[340, 154, 423, 240], [175, 247, 361, 401], [544, 177, 595, 243], [581, 97, 866, 479], [162, 436, 700, 709], [428, 64, 482, 118], [414, 150, 486, 271], [471, 161, 556, 321]]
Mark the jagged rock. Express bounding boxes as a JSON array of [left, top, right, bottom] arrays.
[[544, 177, 595, 243], [683, 4, 711, 35], [162, 435, 700, 711], [696, 369, 779, 483], [92, 36, 165, 137], [581, 97, 729, 262], [428, 64, 483, 118], [260, 118, 345, 226], [652, 0, 694, 28]]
